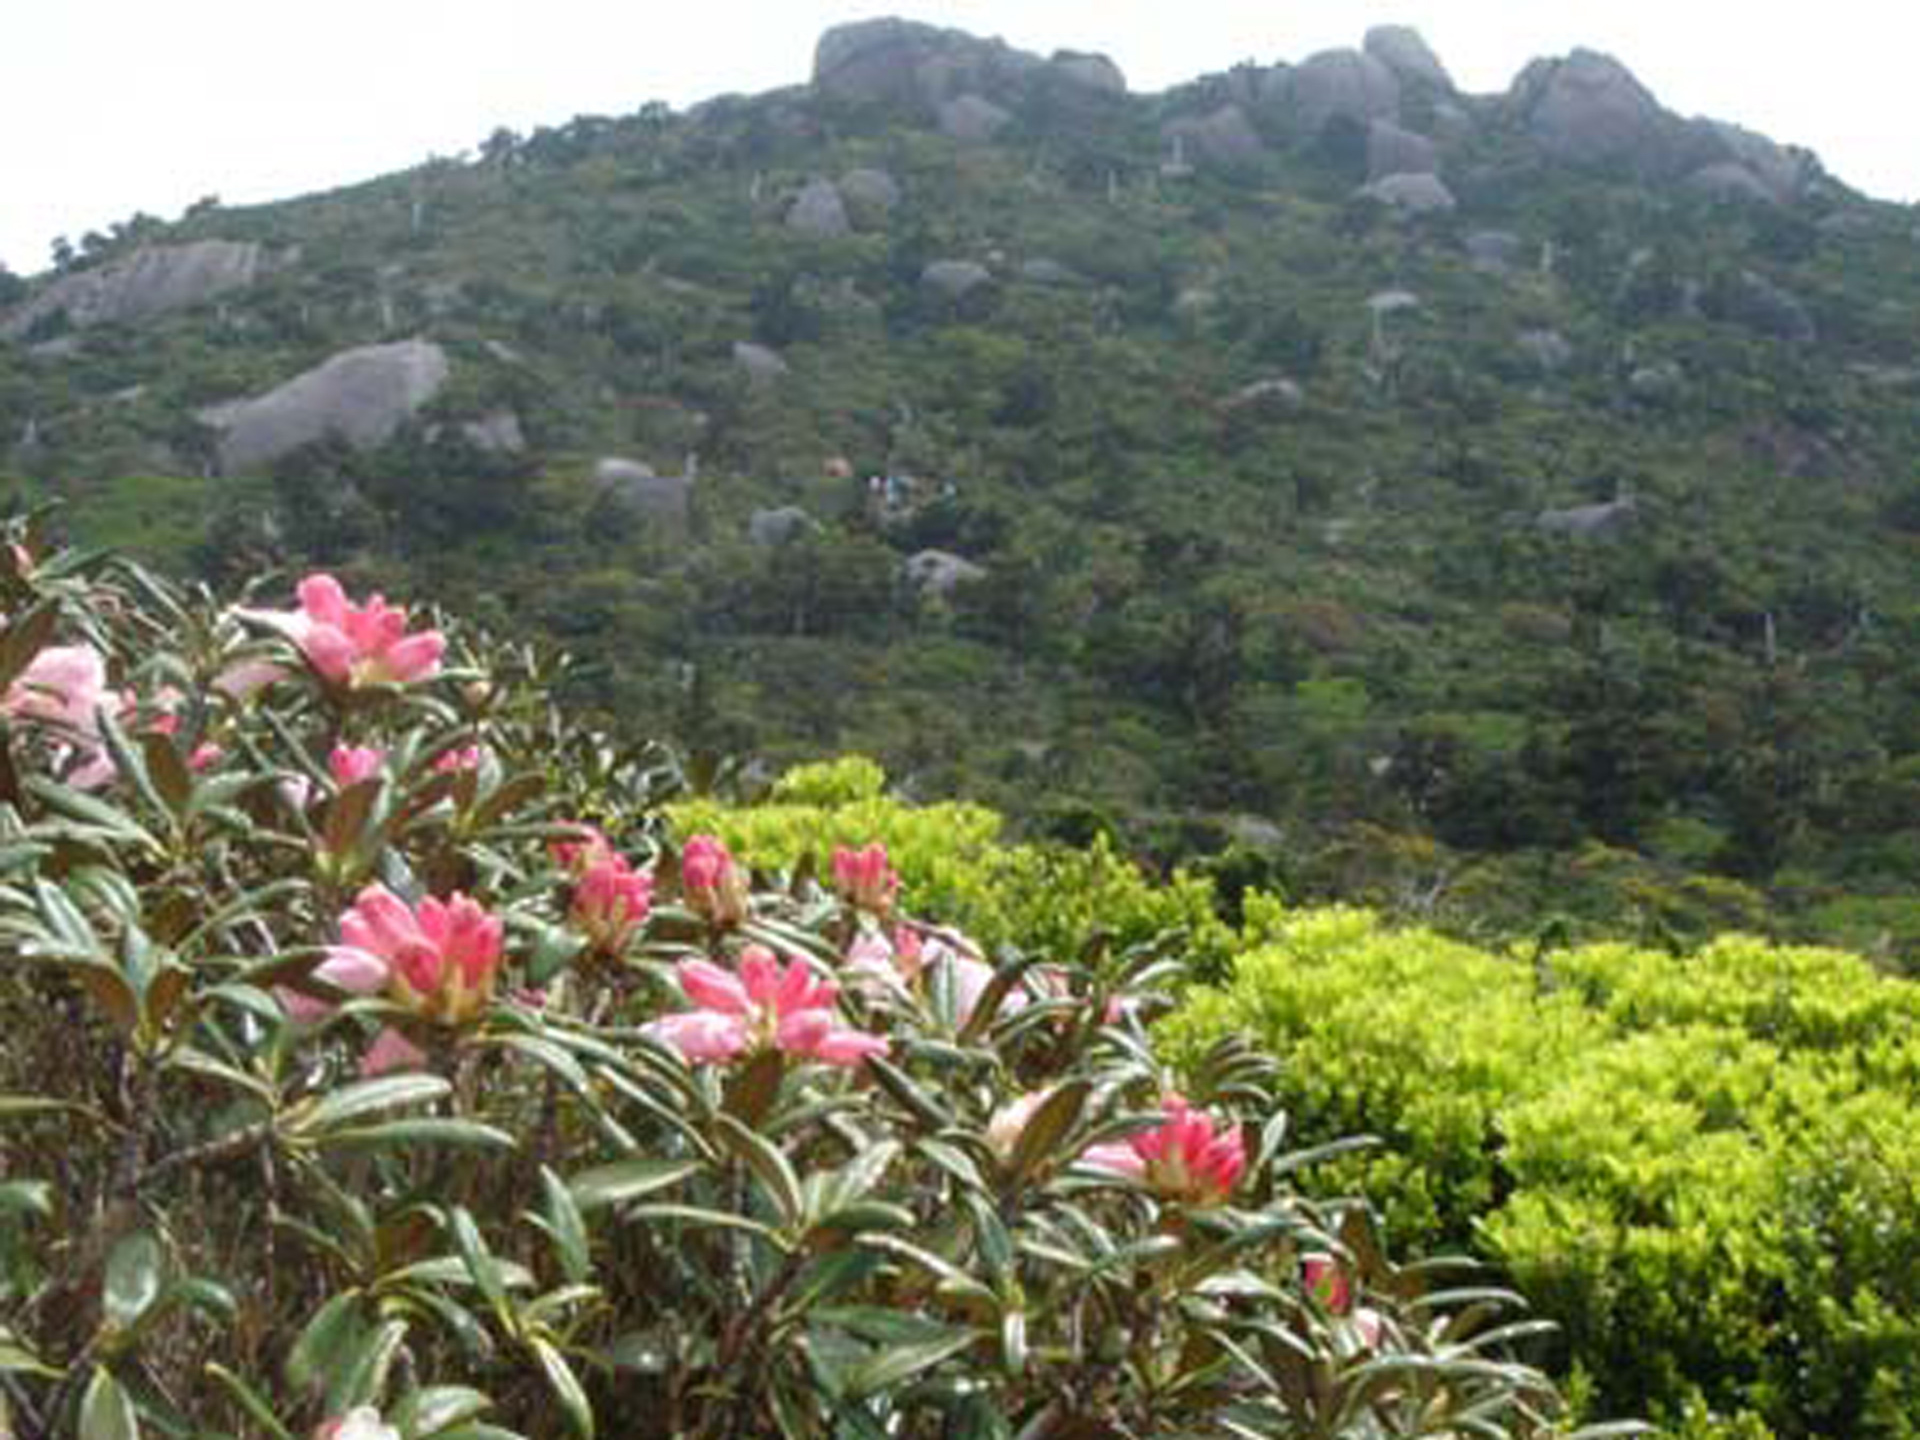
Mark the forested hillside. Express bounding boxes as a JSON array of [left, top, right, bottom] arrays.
[[4, 17, 1917, 963]]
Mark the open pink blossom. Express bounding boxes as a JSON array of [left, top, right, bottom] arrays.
[[1, 643, 119, 788], [250, 573, 445, 689], [832, 841, 899, 916], [572, 852, 653, 953], [644, 945, 888, 1068], [1082, 1097, 1246, 1206], [680, 833, 748, 925], [328, 745, 385, 787], [551, 823, 615, 876]]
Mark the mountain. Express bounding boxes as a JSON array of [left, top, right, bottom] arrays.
[[4, 18, 1918, 963]]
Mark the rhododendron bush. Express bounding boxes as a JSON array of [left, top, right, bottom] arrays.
[[0, 529, 1628, 1439]]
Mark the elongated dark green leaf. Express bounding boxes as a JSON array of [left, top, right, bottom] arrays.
[[317, 1119, 516, 1151], [287, 1074, 452, 1137], [449, 1207, 511, 1330], [568, 1157, 703, 1212], [1005, 1079, 1091, 1189], [202, 1363, 297, 1439], [287, 1291, 364, 1394], [843, 1331, 981, 1399], [529, 1336, 595, 1439], [532, 1166, 591, 1284], [325, 1316, 409, 1415], [716, 1113, 805, 1231], [392, 1384, 494, 1436], [865, 1055, 954, 1130]]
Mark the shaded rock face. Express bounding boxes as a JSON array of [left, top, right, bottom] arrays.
[[812, 17, 1037, 109], [904, 549, 986, 598], [1367, 120, 1438, 180], [595, 458, 689, 529], [1712, 271, 1816, 343], [1694, 120, 1812, 201], [1687, 162, 1778, 205], [1163, 104, 1264, 171], [200, 338, 448, 475], [1223, 377, 1304, 412], [938, 93, 1013, 142], [920, 260, 992, 301], [732, 341, 789, 383], [786, 178, 850, 236], [1285, 49, 1400, 134], [1362, 172, 1456, 213], [460, 411, 526, 455], [1536, 496, 1637, 539], [1363, 25, 1453, 91], [748, 506, 817, 546], [1049, 50, 1126, 94], [837, 168, 901, 216], [1512, 50, 1669, 167], [3, 240, 263, 338]]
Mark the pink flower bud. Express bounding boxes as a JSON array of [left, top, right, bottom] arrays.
[[328, 745, 385, 787], [681, 833, 748, 926], [831, 841, 899, 916]]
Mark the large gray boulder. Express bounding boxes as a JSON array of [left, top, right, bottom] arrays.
[[786, 178, 850, 237], [1693, 120, 1813, 201], [1049, 51, 1126, 94], [1536, 496, 1636, 539], [920, 260, 993, 301], [459, 411, 526, 455], [1510, 50, 1669, 167], [837, 168, 901, 216], [732, 341, 789, 384], [1361, 172, 1456, 214], [199, 338, 449, 474], [811, 18, 1037, 108], [905, 549, 987, 599], [595, 457, 689, 530], [1284, 49, 1400, 134], [1363, 25, 1453, 91], [1163, 105, 1265, 171], [3, 240, 263, 338], [937, 93, 1012, 142], [748, 506, 817, 547], [1367, 120, 1438, 180]]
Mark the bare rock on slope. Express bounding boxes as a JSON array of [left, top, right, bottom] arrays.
[[1363, 25, 1454, 91], [3, 240, 263, 338], [199, 338, 448, 474]]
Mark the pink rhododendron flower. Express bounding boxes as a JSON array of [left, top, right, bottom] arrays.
[[1, 643, 118, 788], [551, 823, 615, 876], [1082, 1097, 1246, 1206], [250, 573, 445, 688], [328, 745, 385, 787], [572, 852, 653, 953], [680, 833, 748, 925], [832, 841, 899, 916], [432, 743, 484, 773], [1302, 1251, 1384, 1347], [188, 742, 223, 771], [314, 1408, 400, 1440], [644, 945, 888, 1068]]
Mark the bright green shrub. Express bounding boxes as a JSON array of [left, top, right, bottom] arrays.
[[669, 765, 1235, 974], [1163, 902, 1920, 1438]]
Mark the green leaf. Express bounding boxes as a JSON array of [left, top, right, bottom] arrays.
[[715, 1113, 806, 1231], [287, 1290, 364, 1395], [392, 1384, 494, 1436], [79, 1366, 140, 1440], [202, 1362, 297, 1440], [449, 1207, 512, 1331], [529, 1335, 595, 1439], [103, 1231, 166, 1330], [285, 1074, 451, 1137], [568, 1157, 703, 1212], [1005, 1079, 1091, 1189], [842, 1331, 980, 1399], [316, 1118, 516, 1151], [531, 1166, 592, 1284], [326, 1317, 409, 1416], [0, 1179, 55, 1217]]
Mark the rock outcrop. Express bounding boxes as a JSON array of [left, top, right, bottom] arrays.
[[595, 458, 690, 530], [748, 506, 817, 547], [1362, 172, 1456, 214], [732, 341, 789, 383], [937, 94, 1013, 142], [3, 240, 263, 339], [1049, 51, 1126, 94], [1163, 105, 1265, 171], [1363, 25, 1453, 91], [786, 178, 850, 237], [199, 338, 448, 474], [1283, 49, 1400, 135], [1510, 50, 1669, 168], [837, 168, 901, 216], [1366, 120, 1438, 180], [905, 549, 987, 598], [921, 260, 993, 301]]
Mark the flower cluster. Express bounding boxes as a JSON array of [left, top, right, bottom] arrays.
[[832, 841, 899, 916], [644, 945, 889, 1068], [1084, 1096, 1247, 1206], [1, 643, 117, 788], [250, 573, 445, 689]]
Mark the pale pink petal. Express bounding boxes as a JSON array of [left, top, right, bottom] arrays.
[[807, 1027, 890, 1067], [300, 625, 356, 684], [312, 945, 391, 995], [212, 658, 288, 700], [376, 630, 445, 684], [678, 960, 750, 1015], [643, 1011, 749, 1063], [296, 574, 349, 627], [1080, 1143, 1147, 1180], [360, 1027, 428, 1076]]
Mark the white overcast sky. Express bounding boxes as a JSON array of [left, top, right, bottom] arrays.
[[5, 1, 1917, 275]]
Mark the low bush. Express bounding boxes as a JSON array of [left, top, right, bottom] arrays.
[[0, 534, 1609, 1438], [1163, 898, 1920, 1437]]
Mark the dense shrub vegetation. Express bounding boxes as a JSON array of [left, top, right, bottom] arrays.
[[0, 539, 1625, 1438], [1163, 900, 1920, 1437]]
